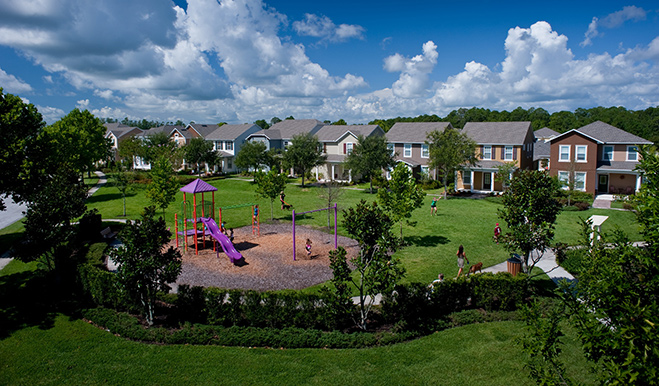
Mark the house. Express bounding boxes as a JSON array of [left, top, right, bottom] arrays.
[[205, 123, 261, 173], [549, 121, 652, 195], [385, 122, 454, 179], [104, 123, 143, 162], [245, 119, 325, 151], [533, 127, 560, 171], [133, 125, 188, 169], [313, 124, 384, 182], [457, 121, 535, 193]]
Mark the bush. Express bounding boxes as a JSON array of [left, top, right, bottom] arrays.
[[470, 272, 528, 311]]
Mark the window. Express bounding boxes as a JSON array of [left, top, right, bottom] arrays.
[[575, 145, 587, 162], [215, 141, 223, 150], [574, 172, 586, 191], [627, 146, 638, 161], [602, 145, 613, 161], [504, 146, 513, 161], [346, 142, 353, 155], [558, 171, 569, 186], [421, 144, 429, 158], [225, 141, 233, 151], [404, 143, 412, 157], [421, 166, 429, 175], [463, 172, 471, 185], [559, 145, 570, 162], [387, 143, 395, 156], [227, 158, 233, 169], [284, 141, 290, 148], [482, 145, 492, 160]]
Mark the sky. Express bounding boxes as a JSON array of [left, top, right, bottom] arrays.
[[0, 0, 658, 125]]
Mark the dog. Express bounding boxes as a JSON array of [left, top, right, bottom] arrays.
[[467, 262, 483, 276]]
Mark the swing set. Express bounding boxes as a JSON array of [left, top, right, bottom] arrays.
[[218, 203, 260, 237]]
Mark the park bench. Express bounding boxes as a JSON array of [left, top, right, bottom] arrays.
[[100, 227, 118, 239]]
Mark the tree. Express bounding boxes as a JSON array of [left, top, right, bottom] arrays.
[[494, 161, 518, 192], [117, 136, 142, 169], [337, 200, 404, 330], [109, 206, 182, 326], [283, 133, 326, 188], [498, 170, 562, 274], [235, 140, 270, 172], [426, 126, 477, 198], [44, 108, 111, 177], [344, 135, 396, 194], [318, 180, 343, 229], [270, 116, 282, 126], [114, 164, 133, 217], [332, 119, 347, 125], [254, 170, 287, 220], [254, 119, 270, 130], [146, 156, 179, 216], [184, 138, 216, 176], [377, 163, 424, 241], [141, 131, 181, 166], [0, 88, 45, 210]]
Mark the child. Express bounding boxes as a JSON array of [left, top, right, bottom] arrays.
[[220, 221, 227, 234], [430, 196, 439, 216], [494, 223, 502, 244], [229, 228, 234, 242], [253, 205, 259, 225], [305, 238, 312, 256], [429, 273, 444, 291]]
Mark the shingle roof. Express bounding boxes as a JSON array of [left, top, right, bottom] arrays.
[[247, 119, 325, 141], [188, 123, 221, 138], [573, 121, 652, 144], [140, 125, 188, 138], [104, 123, 142, 139], [533, 141, 551, 161], [462, 122, 532, 145], [315, 125, 382, 142], [534, 127, 559, 140], [597, 160, 640, 172], [386, 122, 453, 143], [206, 124, 259, 141]]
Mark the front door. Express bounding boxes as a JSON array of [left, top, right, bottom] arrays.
[[598, 174, 609, 193], [483, 172, 492, 191]]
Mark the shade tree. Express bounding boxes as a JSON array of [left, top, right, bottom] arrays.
[[377, 163, 425, 241], [283, 133, 326, 188], [344, 135, 396, 194], [426, 126, 477, 199]]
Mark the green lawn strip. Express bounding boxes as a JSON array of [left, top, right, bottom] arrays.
[[0, 315, 595, 385], [0, 220, 24, 256]]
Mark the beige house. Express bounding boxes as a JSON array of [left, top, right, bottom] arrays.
[[104, 123, 143, 162]]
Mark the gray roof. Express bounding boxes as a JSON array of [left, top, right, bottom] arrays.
[[188, 123, 222, 138], [206, 124, 259, 141], [315, 125, 382, 142], [534, 127, 559, 140], [140, 125, 188, 138], [462, 121, 532, 145], [325, 154, 347, 163], [104, 123, 142, 139], [471, 160, 507, 170], [596, 160, 640, 172], [256, 119, 325, 139], [533, 141, 550, 161], [386, 122, 452, 143], [555, 121, 653, 145]]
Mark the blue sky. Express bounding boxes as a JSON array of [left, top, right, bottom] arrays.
[[0, 0, 657, 125]]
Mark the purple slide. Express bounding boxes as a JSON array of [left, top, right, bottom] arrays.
[[200, 217, 243, 263]]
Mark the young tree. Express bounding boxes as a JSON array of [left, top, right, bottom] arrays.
[[109, 206, 182, 326], [141, 131, 181, 166], [117, 136, 142, 169], [494, 161, 518, 192], [184, 137, 215, 176], [498, 170, 562, 274], [146, 156, 179, 216], [318, 181, 343, 229], [254, 170, 287, 220], [235, 140, 270, 172], [377, 163, 425, 241], [283, 133, 326, 188], [114, 164, 133, 217], [426, 127, 477, 198], [344, 135, 396, 194], [336, 200, 404, 330], [0, 88, 45, 210]]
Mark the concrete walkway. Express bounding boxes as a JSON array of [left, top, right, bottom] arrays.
[[483, 248, 575, 285], [0, 171, 107, 271], [592, 194, 614, 209]]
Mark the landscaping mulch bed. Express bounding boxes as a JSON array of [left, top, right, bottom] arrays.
[[173, 223, 359, 291]]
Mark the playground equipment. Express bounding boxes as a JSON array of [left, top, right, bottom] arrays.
[[292, 203, 338, 261], [175, 178, 217, 255], [200, 217, 243, 264], [218, 203, 260, 236]]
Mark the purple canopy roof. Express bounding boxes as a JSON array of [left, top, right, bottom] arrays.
[[180, 178, 218, 193]]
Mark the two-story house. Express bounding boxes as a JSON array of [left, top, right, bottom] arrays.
[[104, 123, 143, 162], [533, 127, 559, 171], [457, 121, 535, 193], [133, 125, 188, 170], [205, 123, 261, 173], [246, 119, 325, 151], [312, 124, 384, 182], [385, 122, 454, 179], [549, 121, 652, 195]]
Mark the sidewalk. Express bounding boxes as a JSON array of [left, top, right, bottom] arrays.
[[483, 248, 575, 285]]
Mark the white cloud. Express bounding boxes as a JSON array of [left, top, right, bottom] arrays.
[[35, 105, 65, 124], [293, 13, 364, 42], [581, 6, 647, 47], [0, 67, 33, 93], [76, 99, 89, 109], [384, 41, 438, 98]]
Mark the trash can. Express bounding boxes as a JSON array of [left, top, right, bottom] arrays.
[[507, 254, 522, 276]]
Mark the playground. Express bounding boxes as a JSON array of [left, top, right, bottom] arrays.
[[174, 222, 359, 291]]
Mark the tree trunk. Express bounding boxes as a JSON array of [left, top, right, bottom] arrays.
[[369, 176, 373, 194], [301, 171, 305, 188], [443, 174, 448, 200]]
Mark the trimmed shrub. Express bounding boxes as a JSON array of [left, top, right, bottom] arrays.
[[470, 272, 528, 311]]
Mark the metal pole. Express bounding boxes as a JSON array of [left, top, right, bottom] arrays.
[[292, 209, 296, 261], [175, 213, 179, 248], [334, 203, 338, 249]]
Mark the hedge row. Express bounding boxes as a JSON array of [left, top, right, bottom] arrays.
[[82, 307, 419, 348]]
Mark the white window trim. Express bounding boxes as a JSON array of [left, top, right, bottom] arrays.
[[225, 141, 233, 151], [558, 171, 569, 188], [482, 145, 492, 160], [575, 145, 587, 163], [346, 142, 353, 155], [387, 143, 395, 157], [627, 146, 638, 161], [463, 172, 471, 185], [403, 143, 412, 158], [574, 172, 587, 191], [421, 144, 429, 159], [602, 145, 613, 161], [504, 146, 513, 161], [559, 145, 570, 162]]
